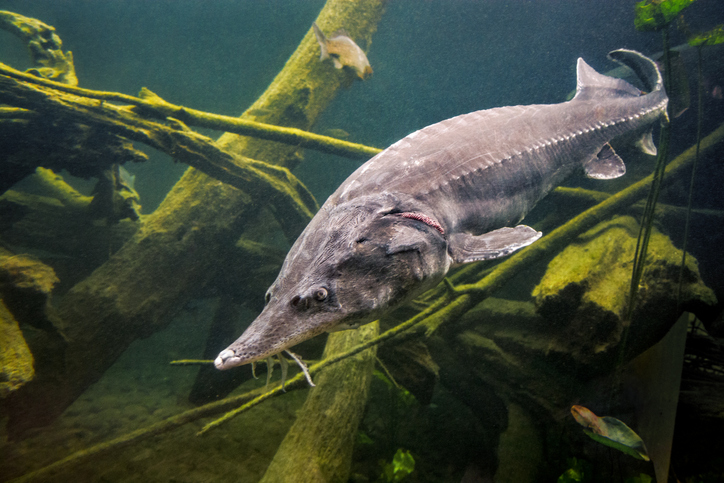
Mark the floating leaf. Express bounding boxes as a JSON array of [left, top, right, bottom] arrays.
[[634, 0, 698, 31], [688, 24, 724, 46], [570, 406, 650, 461]]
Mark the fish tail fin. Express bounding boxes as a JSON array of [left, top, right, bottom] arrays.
[[608, 49, 669, 122], [607, 49, 664, 95], [312, 22, 329, 60]]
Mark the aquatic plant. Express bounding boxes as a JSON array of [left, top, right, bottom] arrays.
[[634, 0, 698, 32], [686, 24, 724, 47], [625, 2, 677, 324], [379, 448, 415, 483], [557, 457, 591, 483]]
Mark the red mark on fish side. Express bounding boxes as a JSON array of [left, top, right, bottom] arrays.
[[398, 212, 445, 235]]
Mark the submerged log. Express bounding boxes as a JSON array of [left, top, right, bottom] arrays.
[[0, 170, 140, 292], [532, 215, 716, 369], [0, 250, 60, 399], [259, 323, 378, 483], [0, 299, 34, 398], [443, 216, 716, 445], [2, 0, 387, 437], [443, 216, 714, 407]]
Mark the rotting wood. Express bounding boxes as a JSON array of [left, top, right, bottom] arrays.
[[0, 10, 77, 85], [0, 172, 139, 292], [0, 73, 317, 240], [0, 298, 34, 398], [0, 62, 381, 162], [259, 323, 378, 483]]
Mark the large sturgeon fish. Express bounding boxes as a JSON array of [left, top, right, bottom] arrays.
[[215, 49, 668, 372]]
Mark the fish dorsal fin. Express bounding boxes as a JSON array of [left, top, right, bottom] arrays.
[[574, 58, 642, 101], [583, 143, 626, 179]]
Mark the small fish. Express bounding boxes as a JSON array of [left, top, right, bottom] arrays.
[[571, 405, 650, 461], [312, 22, 372, 80]]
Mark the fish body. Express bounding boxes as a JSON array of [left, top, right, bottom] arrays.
[[312, 22, 372, 80], [215, 50, 667, 371]]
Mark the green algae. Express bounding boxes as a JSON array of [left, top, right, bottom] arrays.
[[687, 24, 724, 46], [634, 0, 698, 32], [0, 299, 34, 398], [534, 215, 715, 359]]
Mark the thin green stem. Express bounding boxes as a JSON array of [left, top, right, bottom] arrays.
[[677, 45, 703, 305], [626, 26, 672, 323]]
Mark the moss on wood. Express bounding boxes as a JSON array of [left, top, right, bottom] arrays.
[[259, 323, 378, 483]]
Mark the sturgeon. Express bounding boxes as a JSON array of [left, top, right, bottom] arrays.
[[215, 49, 668, 372]]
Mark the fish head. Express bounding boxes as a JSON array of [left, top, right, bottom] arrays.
[[215, 198, 450, 369]]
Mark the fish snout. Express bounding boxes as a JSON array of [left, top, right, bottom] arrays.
[[214, 349, 243, 370]]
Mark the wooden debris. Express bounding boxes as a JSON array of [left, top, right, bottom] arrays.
[[0, 300, 34, 398], [533, 215, 717, 365], [0, 10, 77, 85], [259, 323, 378, 483]]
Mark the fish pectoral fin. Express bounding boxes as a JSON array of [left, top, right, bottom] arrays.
[[635, 126, 657, 156], [448, 225, 542, 264], [583, 143, 626, 180]]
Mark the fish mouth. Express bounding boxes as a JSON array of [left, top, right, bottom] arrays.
[[213, 330, 282, 370], [214, 337, 283, 370], [214, 349, 244, 370]]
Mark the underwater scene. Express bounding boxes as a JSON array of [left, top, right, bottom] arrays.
[[1, 0, 723, 482]]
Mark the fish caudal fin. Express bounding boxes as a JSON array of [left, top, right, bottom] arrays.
[[608, 49, 665, 95], [312, 22, 329, 60]]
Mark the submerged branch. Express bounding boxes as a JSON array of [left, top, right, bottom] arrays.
[[0, 62, 381, 160], [0, 70, 318, 240]]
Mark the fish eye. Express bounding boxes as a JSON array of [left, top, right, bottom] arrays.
[[264, 291, 271, 305], [313, 287, 328, 301]]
